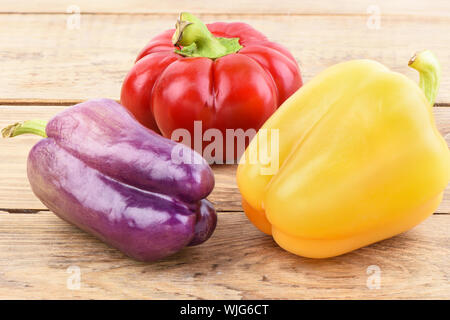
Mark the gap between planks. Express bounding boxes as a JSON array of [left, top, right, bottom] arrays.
[[0, 209, 241, 214], [2, 12, 449, 18], [1, 100, 449, 107], [1, 209, 449, 215]]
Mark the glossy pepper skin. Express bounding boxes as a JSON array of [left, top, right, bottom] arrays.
[[121, 13, 302, 160], [237, 51, 450, 258], [5, 99, 216, 262]]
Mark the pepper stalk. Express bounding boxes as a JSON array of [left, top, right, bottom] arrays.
[[172, 12, 242, 59], [2, 120, 48, 138], [408, 50, 441, 106]]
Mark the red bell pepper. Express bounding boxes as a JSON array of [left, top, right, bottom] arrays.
[[121, 13, 302, 161]]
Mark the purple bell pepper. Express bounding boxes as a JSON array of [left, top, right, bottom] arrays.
[[2, 99, 217, 261]]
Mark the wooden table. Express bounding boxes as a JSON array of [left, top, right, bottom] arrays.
[[0, 0, 449, 299]]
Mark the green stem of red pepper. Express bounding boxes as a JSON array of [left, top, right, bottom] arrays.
[[172, 12, 242, 59], [2, 120, 48, 138], [408, 50, 441, 106]]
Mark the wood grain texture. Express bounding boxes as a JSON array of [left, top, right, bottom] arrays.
[[0, 14, 450, 103], [2, 0, 449, 16], [0, 0, 449, 300], [0, 211, 448, 299], [1, 106, 449, 213]]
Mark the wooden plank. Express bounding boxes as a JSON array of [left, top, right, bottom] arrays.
[[1, 105, 449, 213], [2, 0, 449, 16], [0, 211, 448, 299], [0, 14, 450, 103]]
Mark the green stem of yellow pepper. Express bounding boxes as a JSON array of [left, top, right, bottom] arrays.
[[408, 50, 441, 106]]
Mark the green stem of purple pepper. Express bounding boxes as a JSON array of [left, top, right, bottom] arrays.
[[2, 120, 48, 138]]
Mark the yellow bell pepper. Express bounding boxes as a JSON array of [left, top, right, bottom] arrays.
[[237, 51, 450, 258]]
